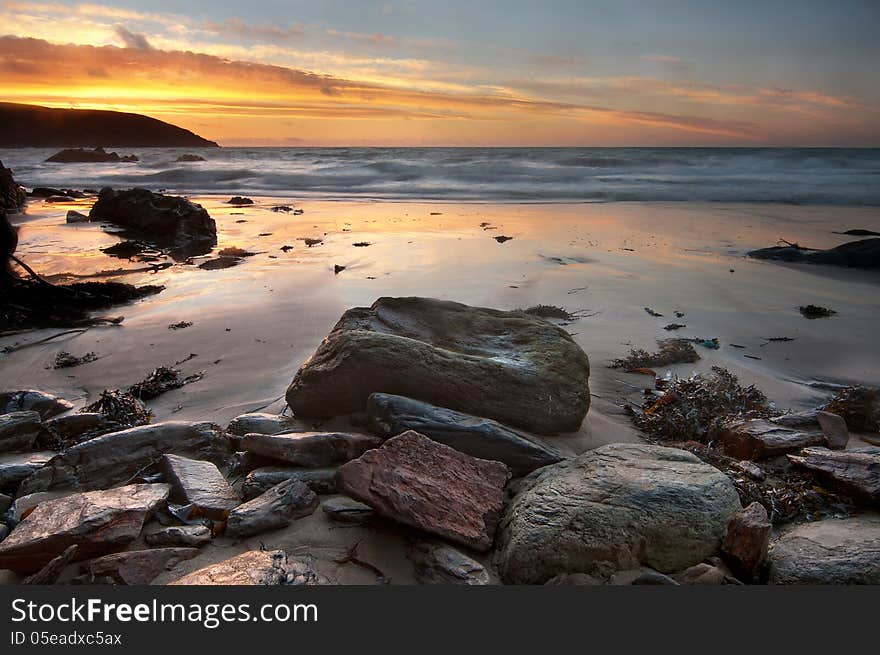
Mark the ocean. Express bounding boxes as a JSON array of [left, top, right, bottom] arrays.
[[2, 147, 879, 205]]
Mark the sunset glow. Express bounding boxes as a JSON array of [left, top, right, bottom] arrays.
[[1, 0, 878, 146]]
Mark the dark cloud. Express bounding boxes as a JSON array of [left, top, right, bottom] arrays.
[[114, 25, 153, 50]]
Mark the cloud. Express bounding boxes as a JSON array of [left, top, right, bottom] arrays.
[[203, 17, 304, 43], [641, 53, 689, 73], [114, 24, 152, 49], [530, 54, 583, 68]]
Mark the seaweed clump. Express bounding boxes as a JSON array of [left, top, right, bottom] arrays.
[[524, 305, 574, 320], [53, 350, 98, 368], [610, 338, 700, 369], [630, 366, 773, 442], [823, 385, 880, 433], [128, 366, 203, 400], [82, 389, 153, 427]]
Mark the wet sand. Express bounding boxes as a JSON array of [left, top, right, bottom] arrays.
[[2, 197, 879, 583]]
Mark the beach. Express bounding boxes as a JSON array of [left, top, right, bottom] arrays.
[[1, 155, 880, 585]]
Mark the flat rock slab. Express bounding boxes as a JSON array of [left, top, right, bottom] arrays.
[[769, 515, 880, 584], [409, 541, 492, 585], [0, 451, 55, 487], [242, 432, 383, 468], [716, 419, 825, 460], [19, 421, 231, 494], [226, 413, 303, 436], [0, 483, 170, 573], [336, 430, 511, 551], [161, 454, 239, 518], [145, 525, 212, 548], [286, 297, 591, 434], [0, 390, 73, 419], [169, 550, 290, 585], [494, 444, 742, 584], [321, 497, 374, 523], [0, 411, 42, 452], [242, 466, 337, 500], [367, 393, 563, 476], [226, 479, 318, 538], [78, 548, 200, 584], [788, 446, 880, 504]]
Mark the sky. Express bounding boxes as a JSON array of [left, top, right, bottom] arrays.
[[1, 0, 878, 146]]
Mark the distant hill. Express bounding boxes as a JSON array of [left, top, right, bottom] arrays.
[[0, 103, 219, 148]]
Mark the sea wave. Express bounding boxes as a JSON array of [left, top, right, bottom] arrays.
[[1, 147, 879, 204]]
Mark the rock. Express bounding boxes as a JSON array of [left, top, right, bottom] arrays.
[[409, 541, 492, 585], [1, 160, 27, 211], [771, 410, 821, 428], [631, 571, 680, 585], [30, 187, 65, 198], [0, 524, 7, 542], [336, 430, 511, 551], [769, 515, 880, 584], [816, 411, 849, 449], [242, 431, 383, 468], [721, 502, 771, 579], [227, 412, 301, 436], [0, 411, 42, 451], [226, 479, 318, 538], [0, 492, 10, 515], [286, 297, 591, 435], [494, 444, 741, 584], [748, 238, 880, 269], [175, 154, 206, 162], [0, 451, 55, 487], [715, 419, 824, 460], [145, 525, 212, 548], [19, 421, 231, 494], [65, 210, 89, 223], [226, 196, 253, 205], [730, 460, 766, 481], [46, 147, 138, 163], [544, 573, 602, 586], [242, 466, 337, 499], [198, 256, 242, 270], [88, 187, 216, 255], [37, 412, 113, 449], [7, 490, 75, 522], [161, 454, 239, 518], [0, 483, 170, 572], [321, 496, 374, 523], [169, 549, 290, 585], [788, 447, 880, 504], [0, 390, 74, 419], [673, 562, 733, 585], [78, 548, 199, 584], [366, 393, 563, 476], [22, 545, 78, 585]]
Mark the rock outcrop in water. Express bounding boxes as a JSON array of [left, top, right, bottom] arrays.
[[46, 147, 138, 163], [748, 238, 880, 269], [1, 160, 26, 212], [89, 188, 217, 256], [287, 297, 591, 434]]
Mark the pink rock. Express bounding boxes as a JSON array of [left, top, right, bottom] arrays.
[[817, 411, 849, 449], [722, 502, 771, 579]]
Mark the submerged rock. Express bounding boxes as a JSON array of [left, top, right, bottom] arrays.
[[225, 479, 318, 538], [366, 393, 563, 476], [175, 154, 206, 162], [89, 187, 216, 255], [46, 147, 138, 163], [748, 238, 880, 269], [287, 297, 591, 434], [769, 515, 880, 584], [242, 431, 383, 468], [0, 411, 42, 452], [0, 483, 170, 573], [169, 549, 290, 585], [19, 421, 231, 494], [65, 210, 89, 223], [494, 444, 741, 584], [336, 430, 511, 551]]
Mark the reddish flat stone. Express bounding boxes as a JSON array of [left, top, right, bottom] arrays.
[[336, 430, 511, 551], [0, 483, 170, 573], [716, 419, 824, 460], [78, 548, 200, 584], [788, 446, 880, 503], [169, 550, 289, 585], [722, 502, 771, 579]]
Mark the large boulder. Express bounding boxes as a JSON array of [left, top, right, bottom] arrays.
[[768, 515, 880, 584], [336, 430, 511, 551], [494, 444, 742, 584], [18, 421, 231, 494], [0, 160, 26, 211], [367, 393, 563, 476], [0, 483, 170, 572], [287, 297, 591, 434], [169, 550, 292, 586], [88, 187, 216, 255]]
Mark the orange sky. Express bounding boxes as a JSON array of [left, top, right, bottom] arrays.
[[1, 1, 878, 146]]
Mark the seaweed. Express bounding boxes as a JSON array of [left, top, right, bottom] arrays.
[[53, 350, 98, 368], [128, 366, 203, 400], [610, 338, 700, 369], [628, 366, 773, 442], [822, 385, 880, 433]]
